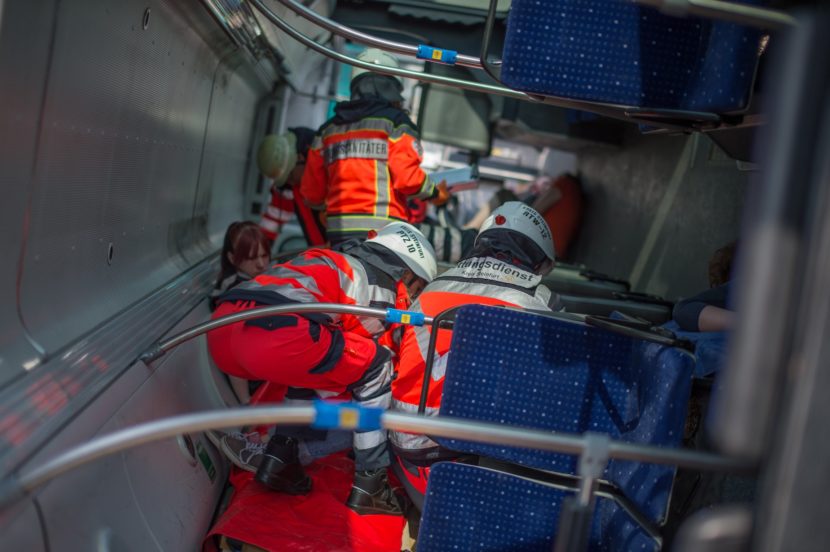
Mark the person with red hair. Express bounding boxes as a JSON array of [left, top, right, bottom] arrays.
[[210, 221, 271, 311]]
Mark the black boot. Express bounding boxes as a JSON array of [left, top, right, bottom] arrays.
[[346, 469, 403, 515], [254, 435, 312, 495]]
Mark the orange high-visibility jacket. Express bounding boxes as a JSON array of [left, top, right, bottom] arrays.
[[218, 248, 400, 340], [300, 99, 435, 241], [390, 257, 559, 454]]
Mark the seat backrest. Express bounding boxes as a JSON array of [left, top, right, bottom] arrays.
[[435, 305, 694, 524], [500, 0, 764, 113], [418, 462, 657, 552]]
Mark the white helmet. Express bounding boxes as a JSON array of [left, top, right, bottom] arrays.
[[351, 48, 404, 88], [478, 201, 556, 269], [257, 132, 297, 187], [367, 222, 437, 282]]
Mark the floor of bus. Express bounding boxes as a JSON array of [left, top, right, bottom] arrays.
[[206, 404, 757, 552]]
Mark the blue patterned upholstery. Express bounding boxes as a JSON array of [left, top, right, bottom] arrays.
[[418, 462, 657, 552], [500, 0, 764, 112], [662, 320, 729, 377], [435, 305, 694, 525]]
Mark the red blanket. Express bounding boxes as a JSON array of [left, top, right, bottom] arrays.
[[205, 453, 405, 551]]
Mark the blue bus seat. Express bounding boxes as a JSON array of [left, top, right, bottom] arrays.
[[500, 0, 764, 113], [434, 305, 695, 526], [418, 462, 657, 551]]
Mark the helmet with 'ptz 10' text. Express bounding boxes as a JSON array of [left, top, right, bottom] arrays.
[[351, 48, 404, 88], [367, 222, 437, 283], [477, 201, 556, 274]]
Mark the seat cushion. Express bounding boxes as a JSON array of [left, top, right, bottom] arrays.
[[501, 0, 764, 112], [418, 462, 658, 552]]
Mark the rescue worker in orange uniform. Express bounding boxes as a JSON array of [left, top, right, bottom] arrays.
[[207, 222, 437, 515], [300, 48, 449, 245], [258, 128, 327, 248], [388, 203, 561, 507]]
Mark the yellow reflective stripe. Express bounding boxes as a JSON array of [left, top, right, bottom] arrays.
[[413, 174, 435, 200], [384, 162, 391, 218], [327, 214, 405, 232], [373, 160, 380, 217], [371, 160, 391, 218]]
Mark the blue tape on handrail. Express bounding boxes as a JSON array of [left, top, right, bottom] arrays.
[[312, 401, 384, 432], [416, 44, 458, 65], [386, 308, 426, 326]]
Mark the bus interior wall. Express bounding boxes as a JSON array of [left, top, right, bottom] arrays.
[[2, 0, 828, 551], [572, 130, 748, 300]]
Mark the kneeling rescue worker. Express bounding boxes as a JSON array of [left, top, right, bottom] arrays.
[[389, 202, 561, 506], [207, 222, 437, 515]]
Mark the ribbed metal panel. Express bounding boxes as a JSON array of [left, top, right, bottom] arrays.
[[198, 62, 261, 239], [0, 257, 216, 475], [0, 0, 57, 388], [17, 0, 262, 354], [0, 0, 271, 547], [29, 296, 231, 551]]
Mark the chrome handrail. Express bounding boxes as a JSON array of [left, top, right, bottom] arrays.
[[632, 0, 797, 30], [274, 0, 484, 70], [140, 303, 435, 363], [250, 0, 531, 100], [249, 0, 669, 127], [0, 405, 753, 508]]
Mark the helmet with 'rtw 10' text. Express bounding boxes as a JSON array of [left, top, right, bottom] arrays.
[[367, 222, 437, 283], [477, 201, 556, 274]]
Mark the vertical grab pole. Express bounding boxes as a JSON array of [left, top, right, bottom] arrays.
[[418, 306, 463, 414], [554, 433, 610, 552]]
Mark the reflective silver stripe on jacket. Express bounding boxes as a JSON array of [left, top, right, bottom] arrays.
[[323, 138, 388, 165], [443, 257, 543, 290], [412, 174, 434, 200], [327, 215, 398, 233], [340, 253, 393, 336], [423, 278, 554, 311], [230, 262, 323, 306], [375, 160, 390, 218], [389, 400, 439, 451], [231, 252, 392, 335]]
